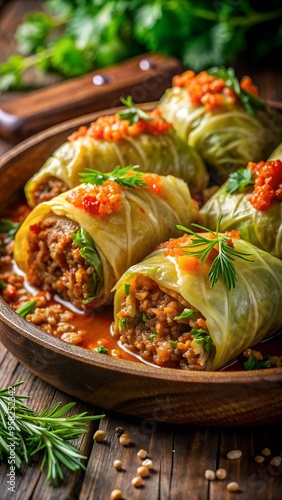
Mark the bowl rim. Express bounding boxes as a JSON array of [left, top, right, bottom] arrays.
[[0, 101, 282, 386]]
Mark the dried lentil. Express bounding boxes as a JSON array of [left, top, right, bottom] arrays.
[[137, 465, 150, 477], [254, 455, 265, 464], [226, 449, 242, 460], [270, 456, 282, 467], [204, 469, 216, 480], [93, 430, 106, 442], [142, 458, 153, 469], [261, 448, 271, 456], [137, 449, 147, 459], [215, 468, 227, 480], [131, 476, 143, 487], [119, 433, 131, 446], [226, 482, 240, 492], [110, 489, 123, 500], [113, 459, 123, 469]]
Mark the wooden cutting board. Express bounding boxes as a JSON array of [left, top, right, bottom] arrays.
[[0, 53, 183, 141]]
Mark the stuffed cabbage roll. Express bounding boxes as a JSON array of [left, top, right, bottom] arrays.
[[25, 103, 208, 207], [200, 160, 282, 258], [14, 168, 196, 311], [113, 229, 282, 371], [158, 67, 282, 182]]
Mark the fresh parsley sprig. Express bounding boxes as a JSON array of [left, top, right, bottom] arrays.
[[118, 96, 153, 125], [0, 381, 105, 485], [79, 165, 148, 189], [207, 66, 266, 115], [226, 168, 254, 194], [177, 214, 254, 290]]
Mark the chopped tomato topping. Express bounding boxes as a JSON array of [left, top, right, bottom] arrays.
[[178, 255, 199, 272], [66, 181, 122, 216], [141, 173, 162, 195], [172, 70, 258, 112], [247, 160, 282, 210], [68, 108, 172, 142]]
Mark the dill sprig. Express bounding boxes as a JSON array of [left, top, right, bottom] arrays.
[[79, 165, 148, 189], [207, 66, 266, 115], [118, 96, 153, 125], [177, 214, 254, 290], [0, 381, 105, 485], [226, 168, 254, 194], [0, 219, 23, 242]]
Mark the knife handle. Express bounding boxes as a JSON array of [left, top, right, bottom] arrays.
[[0, 53, 183, 141]]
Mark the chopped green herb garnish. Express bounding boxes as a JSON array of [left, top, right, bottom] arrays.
[[170, 340, 178, 347], [94, 345, 108, 354], [174, 308, 196, 321], [207, 66, 266, 115], [191, 328, 213, 354], [72, 227, 103, 301], [0, 218, 23, 241], [244, 355, 271, 370], [16, 299, 37, 318], [79, 165, 148, 189], [118, 96, 153, 125], [118, 317, 127, 329], [226, 168, 254, 194], [148, 332, 158, 341], [177, 214, 254, 290], [124, 283, 131, 294], [0, 278, 7, 291]]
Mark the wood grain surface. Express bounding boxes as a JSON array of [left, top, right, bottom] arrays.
[[0, 1, 282, 499]]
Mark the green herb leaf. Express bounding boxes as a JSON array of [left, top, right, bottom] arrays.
[[207, 66, 266, 114], [94, 345, 108, 354], [124, 283, 131, 294], [177, 214, 254, 290], [79, 165, 148, 189], [118, 96, 153, 125], [148, 332, 158, 340], [16, 300, 37, 318], [174, 308, 196, 321], [226, 168, 254, 194], [118, 317, 127, 329], [0, 219, 23, 241], [0, 279, 7, 291], [191, 328, 213, 354], [244, 355, 271, 370], [72, 227, 103, 301], [170, 340, 178, 347]]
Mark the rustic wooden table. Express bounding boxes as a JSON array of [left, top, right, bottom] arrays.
[[0, 1, 282, 499]]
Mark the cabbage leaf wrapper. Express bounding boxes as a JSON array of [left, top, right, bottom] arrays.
[[199, 169, 282, 259], [14, 174, 196, 311], [269, 142, 282, 161], [25, 127, 207, 207], [158, 87, 282, 182], [113, 236, 282, 371]]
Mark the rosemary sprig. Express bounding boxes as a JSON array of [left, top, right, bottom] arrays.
[[207, 66, 266, 115], [226, 168, 254, 194], [177, 214, 254, 290], [79, 165, 148, 189], [118, 96, 153, 125], [0, 381, 105, 485]]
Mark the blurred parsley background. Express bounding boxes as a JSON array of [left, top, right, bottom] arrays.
[[1, 0, 282, 91]]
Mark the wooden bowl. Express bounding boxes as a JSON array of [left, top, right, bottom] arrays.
[[1, 106, 282, 426]]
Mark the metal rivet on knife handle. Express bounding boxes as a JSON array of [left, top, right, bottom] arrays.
[[139, 59, 157, 71], [92, 74, 111, 85]]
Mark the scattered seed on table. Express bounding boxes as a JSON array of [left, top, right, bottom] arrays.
[[226, 481, 240, 492], [137, 449, 147, 459], [261, 448, 271, 456], [142, 458, 153, 469], [110, 489, 123, 500], [137, 465, 150, 477], [119, 433, 131, 446], [227, 449, 242, 460], [113, 459, 123, 469], [216, 468, 227, 480], [255, 455, 265, 464], [204, 469, 215, 480], [131, 476, 143, 487], [93, 430, 106, 442], [270, 456, 282, 467]]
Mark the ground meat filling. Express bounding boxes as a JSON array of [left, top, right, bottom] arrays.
[[32, 177, 69, 205], [116, 275, 213, 370], [26, 214, 99, 310]]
